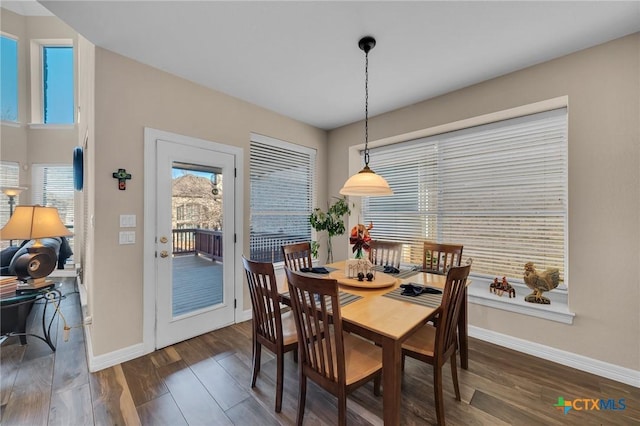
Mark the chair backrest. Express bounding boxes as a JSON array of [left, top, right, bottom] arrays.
[[368, 240, 403, 269], [242, 256, 284, 346], [285, 268, 345, 391], [435, 264, 471, 360], [282, 242, 313, 271], [422, 242, 464, 274]]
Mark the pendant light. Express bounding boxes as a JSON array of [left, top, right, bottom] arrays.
[[340, 36, 393, 197]]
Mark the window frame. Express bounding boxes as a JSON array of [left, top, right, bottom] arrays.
[[29, 38, 75, 127], [347, 97, 573, 323]]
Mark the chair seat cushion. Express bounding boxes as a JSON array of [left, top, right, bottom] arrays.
[[402, 324, 436, 359]]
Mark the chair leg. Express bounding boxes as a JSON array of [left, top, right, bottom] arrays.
[[275, 351, 284, 412], [296, 374, 307, 426], [450, 352, 461, 401], [338, 391, 347, 426], [373, 372, 381, 396], [433, 365, 445, 426], [251, 341, 261, 388]]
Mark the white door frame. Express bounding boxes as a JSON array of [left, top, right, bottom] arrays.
[[143, 127, 244, 354]]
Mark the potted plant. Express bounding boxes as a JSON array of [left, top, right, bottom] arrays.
[[309, 197, 351, 264]]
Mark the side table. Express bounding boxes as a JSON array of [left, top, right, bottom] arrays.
[[0, 283, 61, 352]]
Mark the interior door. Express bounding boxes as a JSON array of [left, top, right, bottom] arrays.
[[155, 139, 235, 348]]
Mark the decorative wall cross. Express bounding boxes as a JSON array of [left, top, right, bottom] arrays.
[[112, 168, 132, 190]]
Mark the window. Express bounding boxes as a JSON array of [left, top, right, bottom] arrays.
[[0, 162, 20, 248], [32, 164, 74, 240], [43, 46, 74, 123], [250, 134, 316, 263], [1, 34, 18, 122], [30, 39, 74, 124], [362, 108, 567, 285]]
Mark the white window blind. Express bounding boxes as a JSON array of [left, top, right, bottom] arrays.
[[32, 164, 75, 230], [363, 108, 567, 284], [250, 135, 316, 263], [0, 161, 20, 236]]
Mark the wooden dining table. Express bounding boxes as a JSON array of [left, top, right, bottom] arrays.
[[278, 261, 469, 426]]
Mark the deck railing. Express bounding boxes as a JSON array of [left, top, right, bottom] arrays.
[[172, 228, 223, 261], [249, 233, 309, 263], [172, 229, 307, 264]]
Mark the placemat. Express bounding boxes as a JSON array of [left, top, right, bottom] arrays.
[[371, 266, 421, 280], [382, 286, 442, 309], [281, 291, 362, 311]]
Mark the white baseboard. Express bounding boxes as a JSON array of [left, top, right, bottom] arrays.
[[85, 334, 146, 373], [469, 325, 640, 388], [50, 269, 78, 278], [240, 308, 252, 322]]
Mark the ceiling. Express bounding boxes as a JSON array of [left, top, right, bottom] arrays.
[[6, 1, 640, 130]]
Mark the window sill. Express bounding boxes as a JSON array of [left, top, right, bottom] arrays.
[[28, 123, 76, 130], [467, 276, 574, 324], [1, 120, 21, 128]]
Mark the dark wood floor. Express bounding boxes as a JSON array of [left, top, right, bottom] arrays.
[[1, 278, 638, 425]]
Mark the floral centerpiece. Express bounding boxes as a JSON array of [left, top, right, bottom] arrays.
[[349, 222, 373, 259]]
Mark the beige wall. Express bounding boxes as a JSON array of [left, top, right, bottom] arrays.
[[0, 11, 77, 204], [91, 48, 327, 355], [328, 34, 640, 370]]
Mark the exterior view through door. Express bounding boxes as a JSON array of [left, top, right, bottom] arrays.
[[171, 163, 223, 316]]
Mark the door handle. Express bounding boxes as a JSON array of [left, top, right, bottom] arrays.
[[160, 250, 169, 258]]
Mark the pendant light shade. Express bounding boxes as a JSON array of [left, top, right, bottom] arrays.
[[340, 36, 393, 197], [340, 165, 393, 196]]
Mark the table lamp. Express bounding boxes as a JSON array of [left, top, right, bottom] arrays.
[[0, 205, 72, 287]]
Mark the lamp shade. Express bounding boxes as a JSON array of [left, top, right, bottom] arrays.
[[1, 186, 27, 197], [0, 205, 72, 241], [339, 166, 393, 196]]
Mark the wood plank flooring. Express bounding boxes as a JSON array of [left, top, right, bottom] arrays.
[[1, 278, 638, 425]]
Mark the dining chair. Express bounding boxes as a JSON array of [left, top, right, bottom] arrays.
[[401, 264, 471, 426], [281, 241, 313, 271], [422, 241, 464, 274], [285, 268, 382, 426], [242, 256, 298, 413], [368, 240, 403, 269]]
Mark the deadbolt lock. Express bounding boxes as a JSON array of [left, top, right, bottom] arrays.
[[159, 236, 168, 244]]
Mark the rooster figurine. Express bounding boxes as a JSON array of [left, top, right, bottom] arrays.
[[523, 262, 560, 304]]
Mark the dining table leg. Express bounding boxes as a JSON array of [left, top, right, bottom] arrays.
[[381, 335, 402, 425]]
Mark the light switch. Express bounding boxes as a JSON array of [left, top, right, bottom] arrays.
[[120, 214, 136, 228], [119, 231, 135, 244]]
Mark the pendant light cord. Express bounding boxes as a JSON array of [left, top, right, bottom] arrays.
[[364, 47, 370, 167]]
